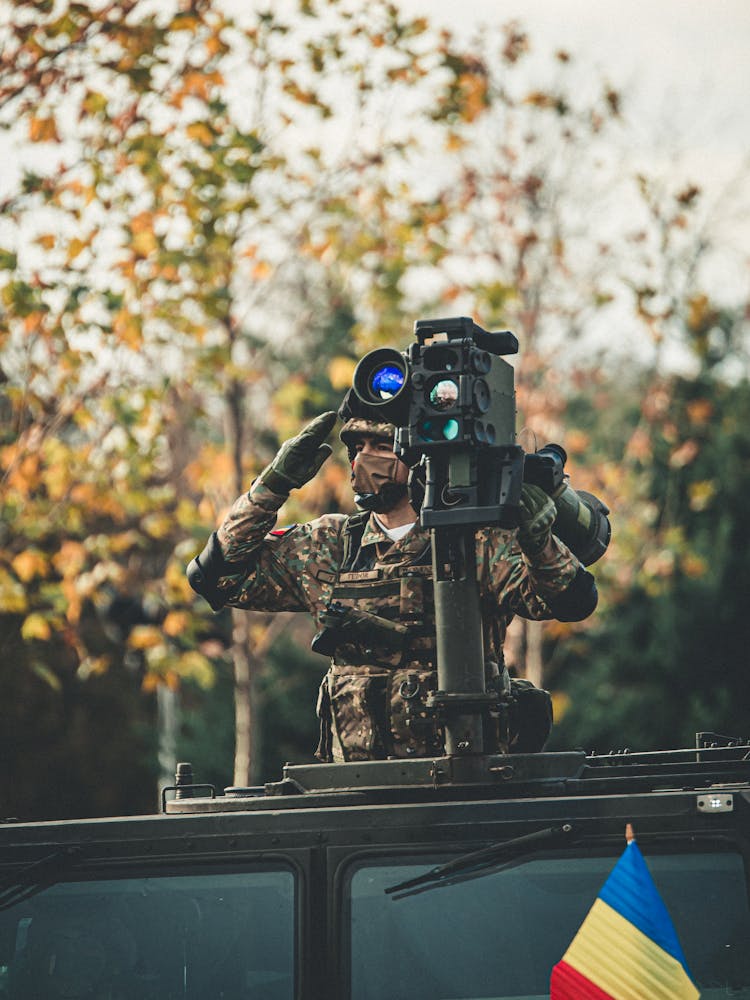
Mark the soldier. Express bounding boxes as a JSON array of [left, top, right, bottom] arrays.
[[188, 394, 599, 762]]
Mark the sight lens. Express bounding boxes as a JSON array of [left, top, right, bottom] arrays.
[[428, 379, 459, 410], [419, 417, 461, 442], [442, 419, 460, 441], [370, 364, 405, 400]]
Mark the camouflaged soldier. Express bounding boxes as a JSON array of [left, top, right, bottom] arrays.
[[187, 398, 599, 762]]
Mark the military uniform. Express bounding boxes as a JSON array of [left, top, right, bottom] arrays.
[[206, 479, 582, 762]]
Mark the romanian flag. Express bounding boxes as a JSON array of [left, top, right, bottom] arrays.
[[550, 826, 700, 1000]]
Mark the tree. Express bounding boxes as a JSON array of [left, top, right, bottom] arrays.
[[0, 0, 456, 803], [545, 169, 750, 749]]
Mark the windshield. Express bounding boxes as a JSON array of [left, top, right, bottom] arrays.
[[0, 865, 296, 999], [348, 850, 750, 1000]]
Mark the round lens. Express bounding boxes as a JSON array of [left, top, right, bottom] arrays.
[[428, 379, 459, 410], [370, 364, 405, 400], [419, 417, 461, 442], [442, 419, 460, 441]]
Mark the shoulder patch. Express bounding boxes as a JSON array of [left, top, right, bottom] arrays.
[[269, 525, 297, 537]]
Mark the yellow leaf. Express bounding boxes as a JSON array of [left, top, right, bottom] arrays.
[[37, 234, 56, 250], [0, 568, 28, 613], [21, 613, 52, 641], [109, 530, 142, 554], [550, 690, 571, 722], [165, 560, 195, 602], [67, 237, 87, 262], [688, 480, 716, 512], [445, 131, 466, 152], [177, 650, 214, 689], [186, 122, 214, 145], [131, 230, 158, 258], [328, 356, 357, 390], [170, 13, 201, 31], [12, 549, 48, 583], [129, 625, 163, 650], [113, 310, 143, 348], [141, 512, 173, 539]]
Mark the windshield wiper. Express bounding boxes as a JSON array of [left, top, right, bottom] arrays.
[[0, 846, 82, 912], [385, 823, 573, 896]]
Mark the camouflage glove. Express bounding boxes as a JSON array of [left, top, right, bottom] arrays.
[[517, 483, 557, 559], [258, 411, 337, 495]]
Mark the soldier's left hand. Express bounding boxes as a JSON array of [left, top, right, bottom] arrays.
[[259, 411, 337, 495], [517, 483, 557, 558]]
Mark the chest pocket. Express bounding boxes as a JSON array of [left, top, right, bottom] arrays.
[[321, 565, 434, 669]]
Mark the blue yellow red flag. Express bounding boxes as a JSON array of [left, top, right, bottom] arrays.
[[550, 826, 700, 999]]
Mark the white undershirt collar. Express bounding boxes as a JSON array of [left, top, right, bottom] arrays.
[[373, 514, 416, 543]]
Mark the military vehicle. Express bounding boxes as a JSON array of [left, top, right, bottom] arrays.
[[1, 319, 748, 996], [1, 738, 749, 998]]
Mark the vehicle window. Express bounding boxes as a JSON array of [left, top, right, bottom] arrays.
[[348, 850, 750, 1000], [0, 866, 296, 1000]]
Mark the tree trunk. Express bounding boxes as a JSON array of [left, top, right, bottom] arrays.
[[156, 684, 179, 807], [504, 617, 545, 689], [231, 610, 256, 786], [231, 610, 288, 786], [525, 620, 544, 689]]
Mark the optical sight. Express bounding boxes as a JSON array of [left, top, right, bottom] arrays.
[[353, 317, 519, 453], [353, 317, 523, 529]]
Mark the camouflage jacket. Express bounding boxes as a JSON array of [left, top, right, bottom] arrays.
[[210, 481, 582, 762]]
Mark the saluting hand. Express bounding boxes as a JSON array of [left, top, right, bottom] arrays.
[[259, 411, 337, 495]]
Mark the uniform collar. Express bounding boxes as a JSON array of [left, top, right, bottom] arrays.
[[360, 513, 429, 563]]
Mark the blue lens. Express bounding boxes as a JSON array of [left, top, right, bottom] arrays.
[[370, 364, 405, 399]]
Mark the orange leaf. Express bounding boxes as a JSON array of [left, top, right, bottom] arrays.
[[163, 610, 189, 637], [129, 625, 163, 650], [12, 549, 48, 583], [141, 673, 160, 693], [252, 260, 272, 280], [53, 540, 87, 577], [29, 116, 60, 142]]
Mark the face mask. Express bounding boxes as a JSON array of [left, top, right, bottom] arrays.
[[352, 452, 408, 512]]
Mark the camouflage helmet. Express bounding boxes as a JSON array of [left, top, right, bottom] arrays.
[[337, 388, 396, 459]]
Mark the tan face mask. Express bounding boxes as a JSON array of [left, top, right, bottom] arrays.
[[351, 452, 408, 511]]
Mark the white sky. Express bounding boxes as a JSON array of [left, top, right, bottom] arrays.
[[397, 0, 750, 162]]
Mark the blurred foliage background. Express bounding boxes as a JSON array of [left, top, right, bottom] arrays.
[[0, 0, 748, 819]]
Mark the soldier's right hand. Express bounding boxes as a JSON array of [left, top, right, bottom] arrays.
[[259, 411, 337, 495]]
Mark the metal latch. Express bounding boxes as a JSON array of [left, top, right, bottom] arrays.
[[697, 792, 734, 813]]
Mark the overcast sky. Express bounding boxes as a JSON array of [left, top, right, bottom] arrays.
[[397, 0, 750, 165]]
